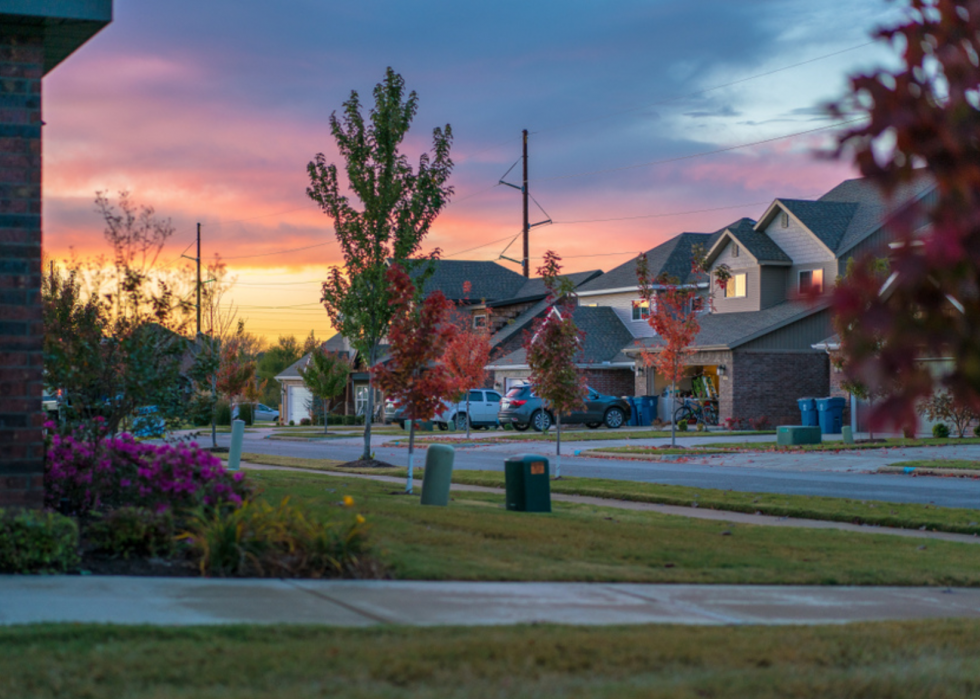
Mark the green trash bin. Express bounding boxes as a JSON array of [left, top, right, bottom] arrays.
[[420, 444, 455, 506], [505, 454, 551, 513]]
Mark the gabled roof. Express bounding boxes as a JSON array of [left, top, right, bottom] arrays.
[[628, 301, 829, 353], [274, 334, 355, 381], [779, 199, 859, 251], [412, 259, 529, 302], [487, 269, 603, 307], [488, 306, 634, 368], [576, 231, 719, 295], [705, 217, 789, 266]]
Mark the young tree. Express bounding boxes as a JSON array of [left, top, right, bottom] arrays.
[[637, 255, 701, 448], [524, 252, 587, 478], [307, 67, 454, 461], [830, 0, 980, 432], [216, 334, 257, 421], [920, 391, 979, 438], [372, 265, 457, 492], [298, 348, 352, 434], [256, 335, 302, 408], [443, 282, 494, 439]]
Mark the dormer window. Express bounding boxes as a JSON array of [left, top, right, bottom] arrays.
[[781, 211, 789, 228], [799, 269, 824, 294]]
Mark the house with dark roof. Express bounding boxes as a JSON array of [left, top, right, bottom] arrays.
[[625, 174, 936, 426], [274, 259, 603, 423]]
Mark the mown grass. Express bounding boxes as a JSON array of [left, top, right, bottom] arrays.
[[887, 459, 980, 472], [403, 429, 776, 445], [702, 437, 980, 452], [585, 446, 731, 456], [254, 470, 980, 585], [7, 620, 980, 698], [237, 453, 980, 536]]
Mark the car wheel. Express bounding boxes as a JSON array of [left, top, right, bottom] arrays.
[[585, 422, 601, 429], [531, 410, 552, 432], [604, 407, 626, 429], [513, 423, 529, 432]]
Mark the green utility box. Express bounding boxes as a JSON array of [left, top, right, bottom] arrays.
[[505, 454, 551, 513], [420, 443, 455, 506], [776, 425, 822, 446]]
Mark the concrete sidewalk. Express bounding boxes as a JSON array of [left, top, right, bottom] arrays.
[[3, 577, 980, 627]]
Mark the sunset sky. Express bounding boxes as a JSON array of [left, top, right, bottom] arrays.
[[42, 0, 905, 342]]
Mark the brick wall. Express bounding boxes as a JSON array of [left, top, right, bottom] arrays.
[[582, 369, 634, 397], [0, 31, 44, 509], [731, 351, 829, 427]]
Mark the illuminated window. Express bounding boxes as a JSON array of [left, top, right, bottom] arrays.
[[631, 299, 650, 321], [725, 274, 747, 298], [799, 269, 824, 294]]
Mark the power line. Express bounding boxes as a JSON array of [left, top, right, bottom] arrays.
[[553, 200, 774, 224], [221, 242, 332, 261], [533, 117, 867, 183]]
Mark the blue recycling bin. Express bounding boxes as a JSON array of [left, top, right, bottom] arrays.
[[797, 398, 818, 427], [626, 397, 640, 426], [640, 396, 657, 426], [815, 397, 847, 434]]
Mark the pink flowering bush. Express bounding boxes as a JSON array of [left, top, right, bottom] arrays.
[[45, 419, 251, 517]]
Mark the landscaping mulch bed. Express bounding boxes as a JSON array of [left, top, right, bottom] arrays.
[[336, 458, 401, 470], [78, 552, 199, 577]]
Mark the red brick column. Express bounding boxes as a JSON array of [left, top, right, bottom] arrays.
[[0, 31, 44, 509]]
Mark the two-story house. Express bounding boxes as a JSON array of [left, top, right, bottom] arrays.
[[626, 175, 936, 426]]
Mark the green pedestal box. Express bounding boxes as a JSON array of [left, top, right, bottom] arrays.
[[505, 454, 551, 513], [420, 443, 455, 506], [776, 425, 822, 446]]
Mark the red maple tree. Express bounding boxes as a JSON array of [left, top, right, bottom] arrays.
[[443, 281, 494, 439], [372, 264, 458, 492], [524, 251, 587, 477], [831, 0, 980, 432], [216, 336, 257, 422], [637, 255, 701, 447]]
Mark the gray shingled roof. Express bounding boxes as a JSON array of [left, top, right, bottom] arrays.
[[724, 217, 791, 264], [576, 231, 720, 293], [498, 269, 603, 304], [818, 173, 935, 254], [411, 260, 528, 302], [629, 301, 828, 352], [488, 306, 634, 368], [778, 199, 859, 252], [274, 334, 365, 381]]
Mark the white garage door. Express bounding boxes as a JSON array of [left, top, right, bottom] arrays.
[[288, 385, 313, 424]]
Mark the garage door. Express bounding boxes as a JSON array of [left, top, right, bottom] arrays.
[[288, 385, 313, 424]]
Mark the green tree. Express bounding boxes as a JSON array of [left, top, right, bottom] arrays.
[[298, 348, 352, 434], [306, 67, 454, 461], [256, 335, 302, 407]]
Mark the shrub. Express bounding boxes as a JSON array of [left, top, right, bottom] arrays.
[[288, 420, 295, 426], [677, 419, 688, 432], [216, 401, 232, 426], [45, 420, 252, 516], [0, 509, 79, 574], [695, 421, 705, 432], [181, 496, 372, 578], [236, 403, 253, 426], [300, 417, 312, 426], [974, 424, 980, 438], [722, 417, 744, 431], [86, 507, 175, 559], [933, 423, 950, 439], [186, 392, 215, 427], [920, 392, 978, 438]]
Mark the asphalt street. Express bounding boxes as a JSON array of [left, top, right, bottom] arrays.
[[178, 428, 980, 510]]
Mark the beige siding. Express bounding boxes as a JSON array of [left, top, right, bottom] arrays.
[[711, 239, 761, 313], [580, 290, 656, 338], [787, 260, 837, 299], [762, 209, 835, 264]]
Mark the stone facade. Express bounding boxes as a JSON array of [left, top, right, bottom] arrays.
[[0, 31, 44, 509]]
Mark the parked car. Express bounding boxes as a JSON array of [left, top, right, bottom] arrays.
[[497, 384, 631, 432], [385, 389, 503, 430], [253, 403, 279, 422], [131, 405, 166, 438]]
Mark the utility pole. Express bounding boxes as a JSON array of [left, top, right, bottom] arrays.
[[522, 129, 529, 277], [196, 222, 201, 336]]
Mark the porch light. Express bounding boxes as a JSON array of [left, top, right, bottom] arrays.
[[717, 365, 727, 377]]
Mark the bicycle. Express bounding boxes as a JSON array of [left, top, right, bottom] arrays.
[[673, 398, 718, 426]]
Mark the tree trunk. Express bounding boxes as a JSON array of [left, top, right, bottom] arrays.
[[406, 418, 416, 494], [670, 378, 676, 448], [323, 398, 328, 435], [555, 413, 562, 479], [362, 344, 378, 461]]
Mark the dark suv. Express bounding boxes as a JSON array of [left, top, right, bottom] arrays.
[[497, 384, 631, 432]]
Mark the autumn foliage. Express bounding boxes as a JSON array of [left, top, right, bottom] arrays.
[[831, 0, 980, 431]]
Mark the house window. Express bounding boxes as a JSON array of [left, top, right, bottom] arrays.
[[725, 273, 747, 298], [473, 314, 487, 329], [732, 244, 739, 258], [631, 299, 650, 321], [799, 269, 824, 294], [781, 211, 789, 228], [355, 386, 369, 416], [690, 295, 705, 313]]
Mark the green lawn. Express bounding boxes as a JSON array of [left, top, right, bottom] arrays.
[[886, 459, 980, 472], [6, 621, 980, 698], [254, 469, 980, 585], [585, 445, 731, 456], [238, 453, 980, 536], [403, 429, 776, 445]]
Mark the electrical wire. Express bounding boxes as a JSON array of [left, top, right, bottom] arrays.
[[552, 200, 774, 224], [221, 242, 332, 261], [532, 117, 868, 183]]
